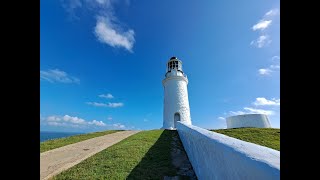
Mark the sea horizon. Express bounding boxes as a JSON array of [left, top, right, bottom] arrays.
[[40, 131, 84, 142]]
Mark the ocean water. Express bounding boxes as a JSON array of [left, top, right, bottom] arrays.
[[40, 131, 84, 142]]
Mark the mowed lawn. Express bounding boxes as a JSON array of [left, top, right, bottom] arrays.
[[40, 130, 121, 153], [52, 130, 178, 179], [212, 128, 280, 151]]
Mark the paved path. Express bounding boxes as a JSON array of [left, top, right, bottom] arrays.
[[40, 130, 140, 180]]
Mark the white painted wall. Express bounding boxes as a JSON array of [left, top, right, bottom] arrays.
[[177, 122, 280, 180], [162, 69, 191, 129], [226, 114, 271, 129]]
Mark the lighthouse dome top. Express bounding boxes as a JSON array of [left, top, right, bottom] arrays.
[[166, 56, 183, 73], [167, 56, 182, 63]]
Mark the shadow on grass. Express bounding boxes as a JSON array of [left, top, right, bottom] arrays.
[[127, 130, 177, 179]]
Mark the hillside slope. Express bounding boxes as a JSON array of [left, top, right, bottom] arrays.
[[212, 128, 280, 151]]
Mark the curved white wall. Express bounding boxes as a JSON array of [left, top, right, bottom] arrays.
[[226, 114, 271, 129], [176, 122, 280, 180], [162, 70, 191, 129]]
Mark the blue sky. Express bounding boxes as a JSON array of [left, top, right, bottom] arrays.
[[40, 0, 280, 132]]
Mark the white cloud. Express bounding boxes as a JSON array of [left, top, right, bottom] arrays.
[[40, 69, 80, 84], [108, 102, 124, 107], [253, 97, 280, 106], [47, 122, 67, 127], [99, 93, 114, 99], [264, 9, 279, 17], [47, 116, 62, 122], [272, 56, 280, 62], [113, 123, 125, 129], [88, 120, 106, 126], [243, 107, 274, 115], [86, 102, 107, 107], [270, 65, 280, 69], [257, 55, 280, 76], [229, 111, 246, 116], [95, 0, 110, 5], [228, 107, 275, 117], [252, 20, 272, 31], [258, 68, 272, 75], [87, 102, 124, 108], [63, 115, 86, 124], [62, 1, 135, 52], [251, 35, 272, 48], [217, 117, 225, 120], [143, 118, 149, 122], [94, 16, 135, 52], [250, 8, 279, 48], [107, 117, 113, 120], [61, 0, 82, 20], [43, 115, 107, 128]]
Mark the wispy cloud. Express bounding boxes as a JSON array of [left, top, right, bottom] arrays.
[[270, 65, 280, 69], [251, 8, 279, 48], [264, 9, 280, 17], [229, 108, 274, 116], [43, 115, 106, 127], [99, 93, 114, 99], [95, 16, 135, 52], [217, 117, 225, 120], [63, 115, 87, 124], [95, 0, 110, 5], [229, 110, 246, 116], [88, 120, 106, 126], [227, 97, 277, 116], [253, 97, 280, 106], [143, 118, 149, 122], [258, 68, 272, 75], [113, 123, 125, 129], [272, 56, 280, 62], [61, 0, 82, 20], [62, 0, 135, 52], [252, 20, 272, 31], [87, 102, 124, 108], [243, 107, 274, 115], [40, 69, 80, 84], [107, 116, 113, 120], [251, 35, 271, 48], [258, 56, 280, 76]]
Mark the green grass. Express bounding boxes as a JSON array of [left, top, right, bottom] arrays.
[[40, 130, 121, 153], [212, 128, 280, 151], [53, 130, 178, 180]]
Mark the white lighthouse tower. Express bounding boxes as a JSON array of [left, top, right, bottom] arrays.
[[162, 56, 192, 129]]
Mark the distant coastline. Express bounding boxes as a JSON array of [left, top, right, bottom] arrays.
[[40, 131, 84, 142]]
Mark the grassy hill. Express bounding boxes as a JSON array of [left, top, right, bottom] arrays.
[[44, 128, 279, 179], [53, 130, 181, 179], [212, 128, 280, 151]]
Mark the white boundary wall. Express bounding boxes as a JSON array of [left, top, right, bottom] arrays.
[[176, 122, 280, 180]]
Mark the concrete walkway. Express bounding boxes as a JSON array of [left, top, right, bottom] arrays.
[[40, 130, 140, 180]]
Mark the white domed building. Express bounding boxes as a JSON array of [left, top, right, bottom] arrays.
[[226, 114, 272, 129]]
